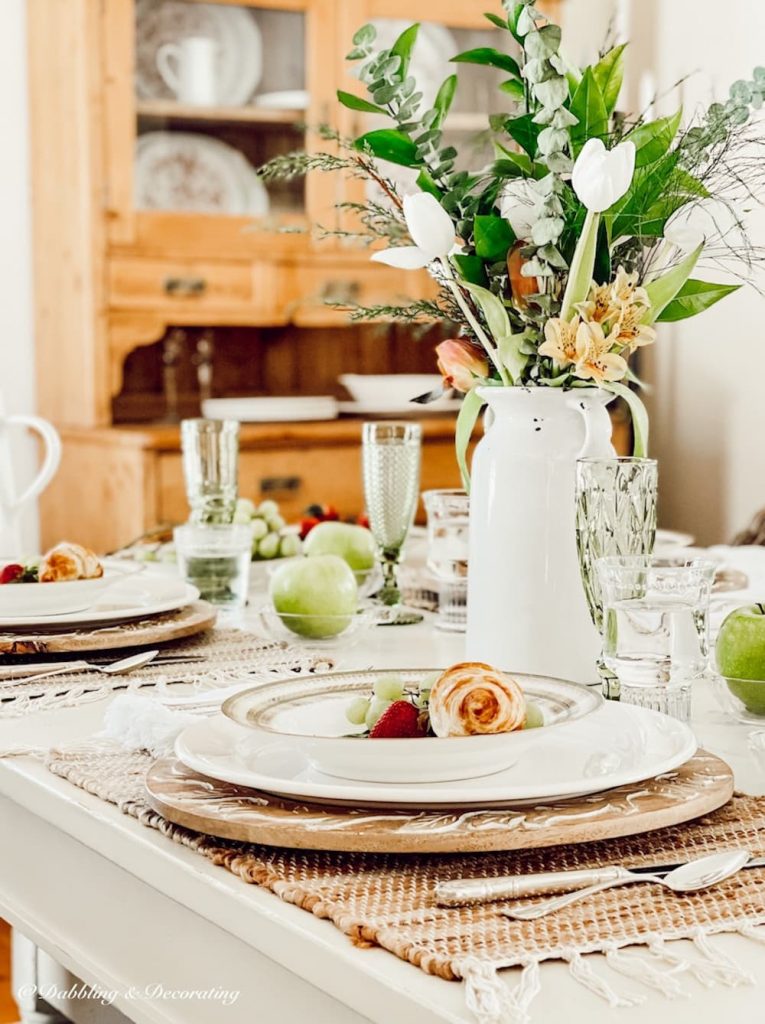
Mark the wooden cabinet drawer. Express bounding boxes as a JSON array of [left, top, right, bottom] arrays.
[[108, 258, 281, 318], [287, 262, 438, 327], [157, 439, 463, 525]]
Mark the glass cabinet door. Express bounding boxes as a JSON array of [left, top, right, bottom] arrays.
[[105, 0, 338, 247]]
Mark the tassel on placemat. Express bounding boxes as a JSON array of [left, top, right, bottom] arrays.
[[692, 928, 755, 986], [739, 921, 765, 944], [461, 958, 542, 1024], [604, 944, 689, 999], [565, 950, 645, 1007]]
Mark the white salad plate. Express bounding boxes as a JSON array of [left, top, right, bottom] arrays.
[[254, 90, 309, 110], [201, 396, 339, 423], [655, 528, 696, 550], [175, 702, 697, 807], [0, 577, 199, 630], [0, 561, 141, 618], [135, 132, 269, 216], [136, 0, 263, 105], [222, 670, 602, 783]]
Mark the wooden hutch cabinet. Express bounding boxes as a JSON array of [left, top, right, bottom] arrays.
[[28, 0, 570, 552]]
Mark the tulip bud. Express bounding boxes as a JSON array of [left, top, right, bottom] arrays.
[[435, 339, 489, 393], [507, 243, 540, 309]]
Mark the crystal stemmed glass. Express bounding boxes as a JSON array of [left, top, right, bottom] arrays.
[[575, 457, 658, 698], [362, 421, 422, 620]]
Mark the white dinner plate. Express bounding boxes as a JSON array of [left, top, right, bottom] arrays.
[[656, 528, 696, 549], [175, 703, 697, 808], [338, 400, 462, 416], [136, 1, 263, 105], [202, 396, 339, 423], [254, 90, 309, 110], [0, 577, 198, 630], [135, 132, 269, 216]]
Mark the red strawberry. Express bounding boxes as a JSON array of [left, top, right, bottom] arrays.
[[299, 516, 321, 540], [0, 563, 24, 584], [369, 700, 422, 739]]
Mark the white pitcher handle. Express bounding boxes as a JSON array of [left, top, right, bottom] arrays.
[[566, 392, 612, 459], [1, 415, 61, 509], [156, 43, 182, 95]]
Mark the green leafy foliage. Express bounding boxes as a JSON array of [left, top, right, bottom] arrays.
[[455, 386, 486, 490], [603, 382, 649, 457], [627, 110, 682, 168], [505, 114, 541, 157], [336, 90, 387, 115], [474, 214, 516, 261], [569, 68, 608, 155], [354, 129, 419, 166], [644, 244, 703, 322], [453, 254, 489, 286], [656, 279, 741, 322], [451, 47, 521, 78], [390, 23, 420, 77], [591, 45, 626, 116], [433, 75, 457, 127]]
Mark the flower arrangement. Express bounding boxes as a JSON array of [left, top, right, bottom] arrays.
[[260, 0, 764, 479]]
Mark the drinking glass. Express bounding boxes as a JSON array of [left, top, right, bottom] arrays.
[[596, 555, 717, 722], [181, 418, 239, 524], [423, 489, 469, 632], [174, 522, 253, 609], [362, 422, 422, 614], [575, 457, 658, 698]]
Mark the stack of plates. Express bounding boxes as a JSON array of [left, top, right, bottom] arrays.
[[172, 669, 698, 811], [201, 396, 339, 423]]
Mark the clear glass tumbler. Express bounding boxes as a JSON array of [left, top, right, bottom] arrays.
[[596, 555, 717, 722], [575, 457, 658, 698], [181, 418, 239, 525], [423, 489, 469, 632], [174, 522, 253, 609], [362, 422, 422, 610]]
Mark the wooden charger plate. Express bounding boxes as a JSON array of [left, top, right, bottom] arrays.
[[145, 749, 733, 854], [0, 601, 217, 656]]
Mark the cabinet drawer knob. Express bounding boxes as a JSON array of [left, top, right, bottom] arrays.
[[164, 276, 207, 297]]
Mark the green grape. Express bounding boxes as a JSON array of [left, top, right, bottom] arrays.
[[279, 534, 302, 558], [373, 675, 404, 701], [257, 533, 281, 559], [250, 517, 269, 541], [266, 514, 286, 533], [346, 696, 370, 726], [157, 544, 177, 564], [523, 701, 544, 729], [418, 672, 440, 693], [365, 697, 390, 730], [233, 498, 256, 523], [135, 548, 158, 563], [258, 500, 279, 519]]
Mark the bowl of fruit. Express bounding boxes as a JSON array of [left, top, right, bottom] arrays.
[[222, 664, 602, 783], [713, 604, 765, 722]]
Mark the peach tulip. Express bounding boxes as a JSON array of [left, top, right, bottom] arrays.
[[435, 339, 489, 393]]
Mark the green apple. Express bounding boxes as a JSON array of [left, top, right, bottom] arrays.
[[303, 522, 377, 579], [269, 554, 358, 638], [716, 604, 765, 715]]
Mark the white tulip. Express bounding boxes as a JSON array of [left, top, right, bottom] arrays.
[[371, 192, 457, 269], [499, 178, 544, 241], [571, 138, 636, 213], [664, 198, 741, 253]]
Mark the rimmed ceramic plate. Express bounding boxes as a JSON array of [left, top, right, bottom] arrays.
[[176, 702, 697, 808], [222, 670, 602, 783], [0, 576, 199, 630], [0, 561, 141, 618]]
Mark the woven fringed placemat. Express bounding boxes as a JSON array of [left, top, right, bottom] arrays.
[[47, 741, 765, 1022], [0, 630, 333, 718]]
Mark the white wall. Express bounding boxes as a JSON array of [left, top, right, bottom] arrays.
[[0, 0, 38, 552]]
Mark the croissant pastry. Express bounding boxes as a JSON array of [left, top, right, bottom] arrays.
[[39, 542, 104, 583], [429, 662, 526, 738]]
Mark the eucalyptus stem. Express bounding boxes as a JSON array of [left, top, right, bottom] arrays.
[[441, 257, 511, 386]]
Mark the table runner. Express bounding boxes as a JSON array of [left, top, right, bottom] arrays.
[[47, 741, 765, 1024], [0, 630, 333, 718]]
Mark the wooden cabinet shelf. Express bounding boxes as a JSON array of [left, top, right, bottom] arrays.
[[136, 99, 305, 127]]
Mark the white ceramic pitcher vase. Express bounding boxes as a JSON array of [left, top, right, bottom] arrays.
[[465, 386, 615, 684]]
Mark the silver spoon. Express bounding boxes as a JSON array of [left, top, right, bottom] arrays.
[[9, 649, 160, 684], [500, 850, 751, 921]]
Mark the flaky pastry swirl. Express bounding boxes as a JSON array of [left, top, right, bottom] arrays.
[[39, 542, 104, 583], [428, 662, 526, 737]]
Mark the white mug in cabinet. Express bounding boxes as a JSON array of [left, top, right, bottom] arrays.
[[156, 36, 220, 107]]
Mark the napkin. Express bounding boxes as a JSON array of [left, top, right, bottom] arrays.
[[101, 693, 199, 758]]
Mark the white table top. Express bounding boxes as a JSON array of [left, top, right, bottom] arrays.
[[0, 549, 764, 1024]]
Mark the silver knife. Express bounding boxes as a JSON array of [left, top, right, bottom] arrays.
[[434, 855, 765, 906]]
